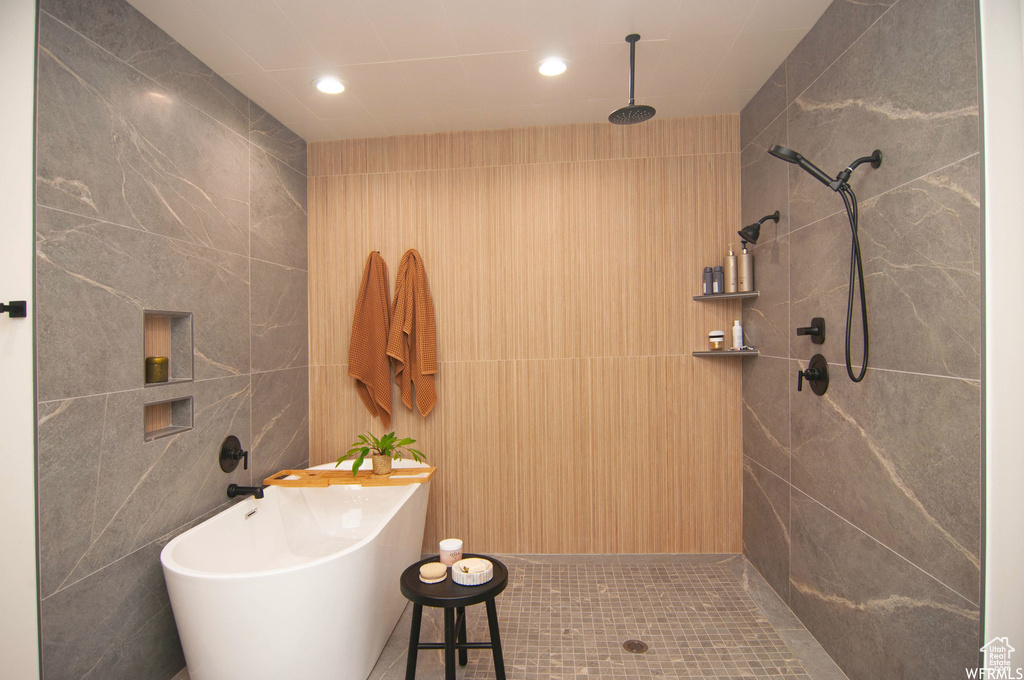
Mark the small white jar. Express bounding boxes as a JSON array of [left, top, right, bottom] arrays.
[[439, 538, 463, 567]]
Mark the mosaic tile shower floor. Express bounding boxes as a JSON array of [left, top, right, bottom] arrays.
[[366, 555, 848, 680]]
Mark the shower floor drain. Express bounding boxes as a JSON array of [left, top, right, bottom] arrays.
[[623, 639, 649, 653]]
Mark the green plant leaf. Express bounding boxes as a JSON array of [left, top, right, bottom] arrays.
[[351, 451, 368, 476]]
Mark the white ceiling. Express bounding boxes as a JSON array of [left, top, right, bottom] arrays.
[[125, 0, 831, 142]]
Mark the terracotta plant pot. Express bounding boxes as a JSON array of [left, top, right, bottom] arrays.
[[371, 454, 392, 475]]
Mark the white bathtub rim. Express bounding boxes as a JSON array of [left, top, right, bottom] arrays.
[[161, 460, 430, 581]]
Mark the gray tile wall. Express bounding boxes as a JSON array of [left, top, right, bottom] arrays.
[[34, 0, 309, 678], [739, 0, 982, 678]]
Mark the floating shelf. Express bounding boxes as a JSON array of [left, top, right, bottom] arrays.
[[143, 310, 193, 386], [693, 350, 760, 357], [144, 396, 193, 441], [692, 291, 760, 301]]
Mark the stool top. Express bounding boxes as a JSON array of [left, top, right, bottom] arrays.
[[400, 554, 508, 608]]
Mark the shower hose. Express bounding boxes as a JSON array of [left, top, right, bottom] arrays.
[[838, 184, 869, 382]]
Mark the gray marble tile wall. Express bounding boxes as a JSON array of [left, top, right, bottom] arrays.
[[739, 0, 982, 678], [34, 0, 309, 678]]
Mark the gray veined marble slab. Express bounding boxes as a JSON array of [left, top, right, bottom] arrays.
[[40, 537, 185, 680], [37, 376, 252, 599], [250, 259, 309, 373], [250, 144, 309, 271], [36, 13, 250, 257], [790, 367, 981, 604], [784, 0, 898, 109], [789, 155, 981, 380], [743, 455, 792, 603], [742, 355, 792, 479], [741, 62, 787, 152], [251, 366, 310, 482], [39, 0, 250, 136], [786, 0, 979, 231], [250, 102, 308, 175], [789, 490, 979, 680], [742, 114, 791, 241], [742, 233, 790, 360], [35, 207, 250, 401]]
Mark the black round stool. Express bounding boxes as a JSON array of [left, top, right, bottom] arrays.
[[399, 554, 508, 680]]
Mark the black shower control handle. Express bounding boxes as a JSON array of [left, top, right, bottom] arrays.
[[797, 367, 825, 392], [796, 317, 826, 344], [797, 354, 830, 396], [219, 435, 249, 473]]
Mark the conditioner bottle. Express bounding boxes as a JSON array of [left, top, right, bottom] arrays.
[[738, 245, 754, 292], [724, 246, 738, 293]]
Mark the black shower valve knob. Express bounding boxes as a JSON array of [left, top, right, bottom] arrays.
[[797, 354, 830, 396], [219, 435, 249, 473]]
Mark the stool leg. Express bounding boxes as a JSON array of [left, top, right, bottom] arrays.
[[484, 598, 506, 680], [405, 604, 422, 680], [444, 607, 456, 680], [456, 606, 468, 666]]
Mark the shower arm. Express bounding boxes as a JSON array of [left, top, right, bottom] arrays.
[[626, 35, 637, 106], [831, 151, 884, 191]]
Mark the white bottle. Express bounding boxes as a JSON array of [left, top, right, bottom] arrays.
[[732, 320, 743, 350]]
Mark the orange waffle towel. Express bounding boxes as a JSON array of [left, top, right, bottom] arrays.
[[348, 251, 393, 426], [387, 249, 437, 416]]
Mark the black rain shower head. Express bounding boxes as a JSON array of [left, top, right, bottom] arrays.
[[738, 210, 781, 245], [609, 34, 656, 125], [768, 145, 883, 191]]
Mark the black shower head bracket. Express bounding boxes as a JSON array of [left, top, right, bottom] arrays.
[[768, 145, 882, 192]]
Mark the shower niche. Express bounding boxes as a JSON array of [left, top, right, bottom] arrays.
[[144, 396, 194, 442], [143, 310, 193, 385]]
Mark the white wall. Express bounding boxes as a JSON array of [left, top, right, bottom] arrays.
[[0, 0, 40, 678], [980, 0, 1024, 661]]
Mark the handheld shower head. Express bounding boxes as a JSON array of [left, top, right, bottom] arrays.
[[766, 143, 883, 384], [767, 145, 802, 164], [768, 145, 835, 189]]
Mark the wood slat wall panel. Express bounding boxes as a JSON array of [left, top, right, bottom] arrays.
[[308, 115, 742, 554], [514, 359, 593, 553]]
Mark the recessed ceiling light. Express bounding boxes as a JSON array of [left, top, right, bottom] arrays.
[[313, 77, 345, 94], [538, 57, 567, 76]]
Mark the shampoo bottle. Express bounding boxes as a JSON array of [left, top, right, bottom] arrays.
[[724, 246, 738, 293], [732, 319, 743, 350], [738, 245, 754, 292], [702, 267, 713, 295], [712, 266, 724, 294]]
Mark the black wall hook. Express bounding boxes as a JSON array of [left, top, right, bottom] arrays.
[[1, 301, 27, 318]]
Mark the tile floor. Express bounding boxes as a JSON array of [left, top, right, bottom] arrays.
[[366, 554, 848, 680], [172, 555, 847, 680]]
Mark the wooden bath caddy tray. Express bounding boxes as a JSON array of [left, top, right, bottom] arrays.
[[264, 466, 436, 488]]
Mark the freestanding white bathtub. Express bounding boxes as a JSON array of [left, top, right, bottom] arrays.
[[160, 460, 431, 680]]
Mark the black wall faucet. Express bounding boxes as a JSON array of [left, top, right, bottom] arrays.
[[227, 484, 264, 500]]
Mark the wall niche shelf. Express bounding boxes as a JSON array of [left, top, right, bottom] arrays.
[[693, 350, 760, 358], [144, 396, 194, 441], [143, 310, 193, 386], [692, 291, 759, 301]]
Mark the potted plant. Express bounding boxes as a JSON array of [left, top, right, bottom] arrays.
[[337, 431, 425, 476]]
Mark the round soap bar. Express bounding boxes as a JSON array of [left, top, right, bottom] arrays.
[[419, 562, 447, 583]]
